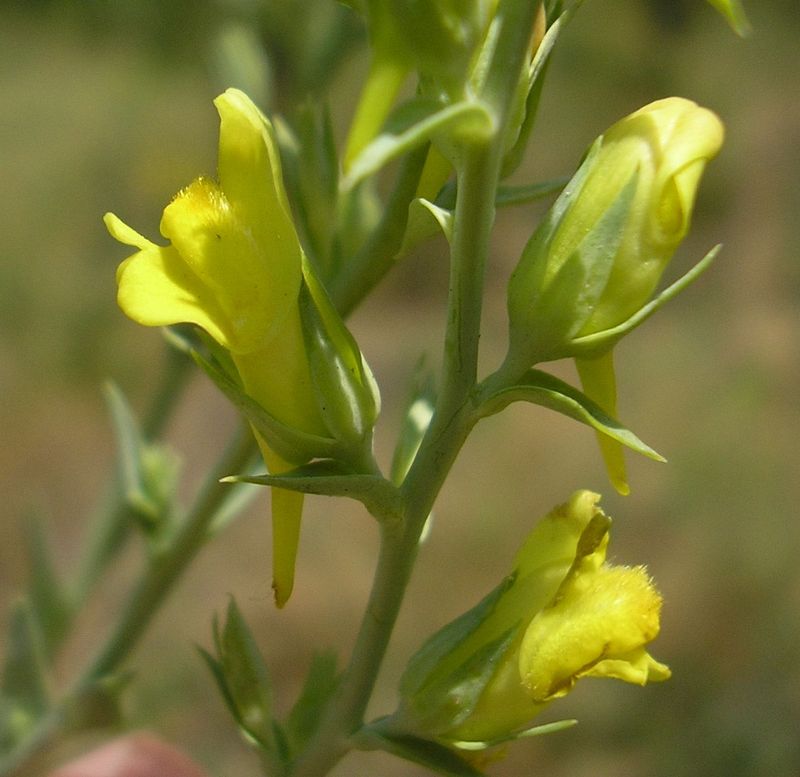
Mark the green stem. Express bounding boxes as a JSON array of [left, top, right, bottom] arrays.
[[289, 4, 544, 774], [0, 425, 256, 777], [290, 125, 504, 777]]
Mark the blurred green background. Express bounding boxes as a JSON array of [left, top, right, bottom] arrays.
[[1, 1, 799, 775]]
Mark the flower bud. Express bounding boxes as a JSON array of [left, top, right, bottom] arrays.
[[507, 97, 724, 367], [505, 98, 722, 493], [394, 491, 669, 747]]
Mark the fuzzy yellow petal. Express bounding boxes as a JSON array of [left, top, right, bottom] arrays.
[[519, 564, 666, 702]]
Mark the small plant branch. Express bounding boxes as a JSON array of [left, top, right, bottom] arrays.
[[0, 424, 256, 776]]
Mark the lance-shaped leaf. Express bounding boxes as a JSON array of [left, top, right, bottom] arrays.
[[1, 599, 49, 747], [200, 599, 276, 751], [569, 244, 722, 357], [390, 368, 436, 485], [225, 461, 403, 523], [398, 198, 454, 257], [476, 369, 664, 462], [706, 0, 751, 36], [105, 382, 181, 531], [343, 98, 494, 190], [450, 717, 577, 752], [500, 7, 571, 178], [495, 177, 569, 207], [22, 513, 71, 660], [354, 723, 486, 777]]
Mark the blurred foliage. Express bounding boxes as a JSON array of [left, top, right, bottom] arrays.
[[1, 1, 799, 776]]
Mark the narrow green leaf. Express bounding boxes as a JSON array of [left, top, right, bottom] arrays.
[[477, 369, 664, 462], [496, 177, 569, 207], [343, 99, 493, 190], [217, 598, 274, 748], [104, 382, 181, 527], [299, 258, 380, 449], [500, 10, 570, 177], [390, 367, 436, 485], [224, 461, 403, 522], [570, 244, 722, 356], [399, 198, 454, 256], [452, 718, 578, 750], [706, 0, 752, 36], [22, 513, 70, 660], [1, 599, 49, 717], [198, 646, 239, 724], [355, 724, 486, 777], [286, 652, 340, 753]]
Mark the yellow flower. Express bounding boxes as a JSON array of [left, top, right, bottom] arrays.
[[106, 89, 333, 606], [396, 491, 669, 746], [506, 97, 724, 493]]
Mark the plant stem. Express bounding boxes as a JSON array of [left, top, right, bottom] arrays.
[[290, 4, 545, 773], [0, 425, 256, 777], [291, 128, 504, 777]]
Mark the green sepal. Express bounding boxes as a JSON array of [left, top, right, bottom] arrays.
[[104, 382, 181, 535], [507, 162, 638, 366], [192, 350, 339, 463], [201, 598, 276, 751], [451, 718, 577, 751], [224, 461, 403, 523], [397, 578, 523, 735], [390, 367, 436, 485], [568, 244, 722, 357], [299, 259, 380, 453], [1, 599, 49, 731], [22, 513, 71, 660], [343, 97, 494, 190], [477, 369, 664, 462], [285, 652, 340, 755], [400, 577, 513, 701], [354, 722, 486, 777]]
